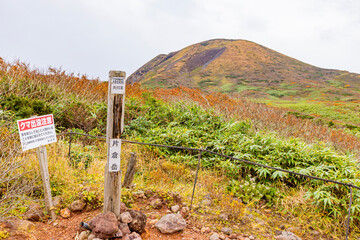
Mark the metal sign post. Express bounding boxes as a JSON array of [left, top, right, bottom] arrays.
[[103, 71, 126, 217]]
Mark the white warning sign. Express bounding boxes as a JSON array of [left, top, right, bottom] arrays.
[[109, 139, 121, 172], [17, 114, 57, 151], [111, 77, 125, 94]]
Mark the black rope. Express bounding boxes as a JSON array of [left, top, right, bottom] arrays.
[[57, 131, 360, 190]]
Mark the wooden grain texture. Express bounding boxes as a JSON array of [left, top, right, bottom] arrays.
[[36, 145, 56, 220], [104, 70, 126, 217], [123, 152, 137, 188]]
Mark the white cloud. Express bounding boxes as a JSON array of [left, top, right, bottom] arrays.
[[0, 0, 359, 80]]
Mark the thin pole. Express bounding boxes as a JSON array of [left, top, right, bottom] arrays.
[[346, 187, 353, 240], [68, 131, 73, 161], [190, 148, 203, 209]]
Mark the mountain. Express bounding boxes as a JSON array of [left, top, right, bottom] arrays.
[[127, 39, 360, 99]]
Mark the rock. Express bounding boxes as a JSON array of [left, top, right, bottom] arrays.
[[24, 203, 44, 221], [210, 233, 220, 240], [60, 208, 71, 218], [180, 206, 190, 218], [114, 229, 123, 238], [201, 199, 212, 206], [120, 212, 133, 223], [155, 213, 187, 234], [150, 198, 162, 209], [229, 233, 238, 239], [221, 227, 232, 235], [14, 220, 35, 232], [171, 205, 180, 213], [128, 231, 142, 240], [219, 233, 226, 240], [148, 219, 158, 225], [275, 231, 302, 240], [201, 226, 211, 234], [87, 234, 96, 240], [120, 201, 128, 213], [70, 200, 86, 212], [79, 230, 90, 240], [128, 209, 147, 233], [311, 230, 320, 236], [88, 212, 119, 239], [248, 236, 255, 240], [118, 222, 131, 235], [219, 213, 229, 221]]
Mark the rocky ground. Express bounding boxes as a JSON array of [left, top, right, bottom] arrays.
[[0, 190, 332, 240]]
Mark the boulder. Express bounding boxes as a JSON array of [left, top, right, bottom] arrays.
[[120, 211, 133, 223], [70, 200, 86, 212], [128, 232, 142, 240], [78, 230, 90, 240], [118, 222, 131, 235], [120, 201, 128, 213], [24, 203, 44, 221], [155, 214, 187, 234], [150, 199, 162, 209], [88, 212, 119, 239], [275, 231, 302, 240], [201, 226, 211, 234], [60, 208, 71, 218], [180, 206, 190, 218], [171, 205, 180, 213], [209, 233, 220, 240], [128, 209, 147, 234], [221, 227, 232, 235], [14, 220, 35, 232]]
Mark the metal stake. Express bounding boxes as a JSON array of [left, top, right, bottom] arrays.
[[190, 148, 203, 209]]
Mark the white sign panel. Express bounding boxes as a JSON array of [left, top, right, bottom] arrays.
[[109, 139, 121, 172], [17, 114, 57, 151], [111, 77, 125, 94]]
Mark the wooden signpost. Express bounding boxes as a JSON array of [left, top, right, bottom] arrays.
[[103, 71, 126, 217], [17, 114, 57, 220]]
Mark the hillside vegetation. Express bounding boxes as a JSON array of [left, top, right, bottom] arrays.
[[1, 58, 360, 238], [128, 39, 360, 129]]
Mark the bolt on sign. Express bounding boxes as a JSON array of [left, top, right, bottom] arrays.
[[17, 114, 57, 151], [109, 139, 121, 172], [111, 77, 125, 94]]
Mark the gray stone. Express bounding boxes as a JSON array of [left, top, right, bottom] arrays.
[[201, 226, 211, 234], [155, 213, 187, 233], [210, 233, 220, 240], [221, 227, 232, 235], [180, 206, 190, 218], [150, 198, 162, 209], [275, 231, 302, 240], [87, 234, 96, 240], [201, 199, 212, 206], [120, 212, 133, 223], [171, 205, 180, 213], [78, 230, 90, 240], [70, 200, 86, 211]]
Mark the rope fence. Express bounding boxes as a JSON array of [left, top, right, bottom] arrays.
[[58, 131, 358, 239]]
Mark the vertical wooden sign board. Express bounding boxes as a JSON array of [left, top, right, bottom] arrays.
[[104, 71, 126, 217]]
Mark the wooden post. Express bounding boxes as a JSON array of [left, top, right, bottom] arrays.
[[104, 70, 126, 216], [123, 152, 137, 188], [36, 145, 56, 220]]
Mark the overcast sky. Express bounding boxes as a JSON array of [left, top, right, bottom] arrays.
[[1, 0, 359, 81]]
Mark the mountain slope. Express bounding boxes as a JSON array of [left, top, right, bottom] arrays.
[[128, 39, 360, 99]]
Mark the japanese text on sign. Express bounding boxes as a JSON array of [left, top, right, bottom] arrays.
[[111, 77, 125, 94], [109, 139, 121, 172], [17, 114, 57, 151]]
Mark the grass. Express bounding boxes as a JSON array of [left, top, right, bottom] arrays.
[[1, 57, 360, 238]]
